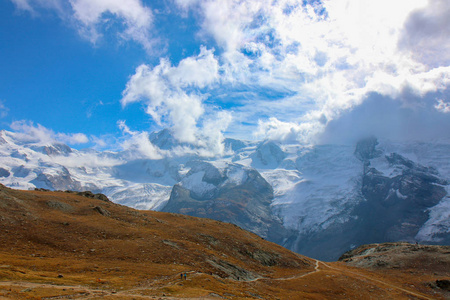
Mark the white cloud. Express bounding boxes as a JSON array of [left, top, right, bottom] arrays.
[[10, 0, 34, 12], [56, 132, 89, 144], [10, 0, 155, 52], [10, 120, 89, 145], [174, 0, 450, 144], [10, 0, 65, 15], [255, 117, 319, 144], [199, 111, 233, 156], [69, 0, 154, 51], [117, 120, 163, 159], [121, 47, 222, 146], [435, 99, 450, 113]]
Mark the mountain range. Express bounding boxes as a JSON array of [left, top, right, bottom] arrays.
[[0, 129, 449, 260]]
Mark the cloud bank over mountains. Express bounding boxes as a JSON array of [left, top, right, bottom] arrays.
[[7, 0, 450, 155]]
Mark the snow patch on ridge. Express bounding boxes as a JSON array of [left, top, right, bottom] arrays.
[[104, 183, 172, 210], [416, 185, 450, 242], [180, 171, 216, 198]]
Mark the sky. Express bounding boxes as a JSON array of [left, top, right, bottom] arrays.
[[1, 0, 450, 156]]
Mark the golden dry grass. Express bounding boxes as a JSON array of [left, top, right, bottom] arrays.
[[0, 185, 448, 299]]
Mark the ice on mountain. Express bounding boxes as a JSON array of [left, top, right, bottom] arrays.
[[250, 140, 286, 169], [104, 183, 172, 210], [416, 190, 450, 242]]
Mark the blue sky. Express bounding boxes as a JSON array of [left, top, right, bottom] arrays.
[[1, 0, 449, 154]]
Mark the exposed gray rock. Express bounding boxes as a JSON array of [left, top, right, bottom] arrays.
[[76, 191, 110, 202], [93, 206, 110, 216], [207, 259, 258, 281], [354, 136, 382, 161], [46, 200, 73, 212]]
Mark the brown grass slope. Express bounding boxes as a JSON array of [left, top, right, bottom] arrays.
[[340, 242, 450, 298], [0, 184, 448, 299]]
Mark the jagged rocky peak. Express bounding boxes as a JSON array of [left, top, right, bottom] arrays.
[[224, 138, 248, 152], [149, 128, 185, 150], [44, 143, 72, 156], [251, 140, 286, 168], [354, 136, 381, 161], [385, 153, 441, 177]]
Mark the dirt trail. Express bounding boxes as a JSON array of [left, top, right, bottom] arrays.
[[0, 260, 435, 300], [245, 259, 433, 300], [320, 262, 434, 300]]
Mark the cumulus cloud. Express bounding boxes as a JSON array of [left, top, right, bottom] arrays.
[[10, 0, 450, 147], [56, 132, 89, 144], [117, 120, 163, 159], [10, 120, 89, 145], [255, 113, 329, 144], [121, 47, 224, 149], [199, 111, 233, 156], [174, 0, 450, 144]]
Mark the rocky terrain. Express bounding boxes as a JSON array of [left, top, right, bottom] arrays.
[[340, 242, 450, 298]]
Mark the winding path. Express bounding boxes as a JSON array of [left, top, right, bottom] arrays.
[[0, 259, 435, 300], [319, 262, 434, 300]]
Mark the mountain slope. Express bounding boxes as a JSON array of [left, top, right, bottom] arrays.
[[0, 184, 313, 299], [1, 186, 448, 299]]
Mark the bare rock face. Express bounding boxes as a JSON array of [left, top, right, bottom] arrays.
[[436, 279, 450, 291], [162, 162, 292, 245], [339, 242, 450, 276], [358, 153, 447, 243], [354, 136, 382, 162]]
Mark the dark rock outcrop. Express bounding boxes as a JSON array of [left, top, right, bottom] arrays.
[[354, 136, 381, 162]]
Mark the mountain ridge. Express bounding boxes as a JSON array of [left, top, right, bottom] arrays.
[[0, 128, 449, 260]]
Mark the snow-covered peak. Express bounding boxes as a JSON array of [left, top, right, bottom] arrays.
[[149, 128, 180, 150], [179, 161, 256, 200], [250, 140, 286, 169]]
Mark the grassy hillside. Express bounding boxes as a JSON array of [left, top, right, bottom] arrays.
[[0, 185, 448, 299]]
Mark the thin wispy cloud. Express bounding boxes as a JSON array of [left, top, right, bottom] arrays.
[[10, 0, 156, 52], [10, 121, 89, 145]]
